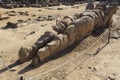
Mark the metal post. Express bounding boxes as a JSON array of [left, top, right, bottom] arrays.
[[108, 25, 111, 44]]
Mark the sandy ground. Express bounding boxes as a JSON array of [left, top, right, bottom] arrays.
[[0, 4, 120, 80]]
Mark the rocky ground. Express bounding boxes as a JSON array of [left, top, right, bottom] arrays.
[[0, 4, 120, 80]]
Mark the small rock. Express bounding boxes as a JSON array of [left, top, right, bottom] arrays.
[[5, 11, 16, 14], [57, 8, 64, 10], [106, 76, 116, 80], [88, 67, 92, 69], [38, 9, 42, 11], [93, 67, 97, 71], [18, 11, 29, 16], [0, 14, 10, 20], [8, 13, 17, 16], [17, 20, 24, 23], [36, 16, 46, 21], [110, 32, 119, 39], [28, 31, 36, 35], [41, 24, 47, 27], [112, 73, 116, 76], [2, 22, 18, 29], [80, 67, 83, 69], [27, 18, 31, 21], [32, 14, 36, 17], [47, 15, 55, 21], [5, 11, 17, 16]]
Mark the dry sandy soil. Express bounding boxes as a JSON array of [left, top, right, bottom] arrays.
[[0, 4, 120, 80]]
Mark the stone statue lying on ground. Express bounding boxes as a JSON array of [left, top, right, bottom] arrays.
[[18, 2, 118, 66]]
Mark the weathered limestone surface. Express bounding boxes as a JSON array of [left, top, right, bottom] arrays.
[[18, 2, 118, 66]]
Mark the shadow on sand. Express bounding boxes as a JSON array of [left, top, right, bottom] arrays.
[[0, 60, 21, 74], [0, 27, 109, 74]]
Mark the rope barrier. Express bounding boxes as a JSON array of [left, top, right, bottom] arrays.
[[62, 27, 111, 79], [29, 30, 109, 80]]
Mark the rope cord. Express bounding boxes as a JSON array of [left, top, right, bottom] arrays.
[[29, 30, 109, 80]]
